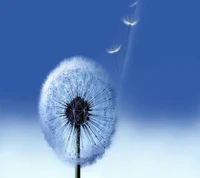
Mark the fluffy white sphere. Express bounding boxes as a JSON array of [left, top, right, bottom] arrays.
[[39, 56, 117, 166]]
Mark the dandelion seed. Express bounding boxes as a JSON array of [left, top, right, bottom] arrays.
[[39, 56, 117, 178], [121, 16, 139, 60], [122, 18, 138, 27], [106, 45, 121, 71], [129, 1, 138, 7], [106, 45, 121, 54]]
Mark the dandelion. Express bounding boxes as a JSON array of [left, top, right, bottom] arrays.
[[121, 16, 139, 60], [106, 44, 121, 72], [39, 56, 117, 178], [129, 1, 138, 8]]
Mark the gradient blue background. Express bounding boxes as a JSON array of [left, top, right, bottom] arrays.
[[1, 0, 200, 177], [1, 0, 200, 124]]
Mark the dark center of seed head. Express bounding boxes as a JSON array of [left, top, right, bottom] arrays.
[[65, 96, 91, 127]]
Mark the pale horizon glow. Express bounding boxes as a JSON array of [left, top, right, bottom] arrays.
[[1, 114, 200, 178]]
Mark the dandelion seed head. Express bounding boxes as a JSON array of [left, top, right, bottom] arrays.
[[39, 56, 117, 167]]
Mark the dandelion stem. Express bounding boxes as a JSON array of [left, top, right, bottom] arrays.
[[122, 25, 131, 61], [75, 126, 81, 178]]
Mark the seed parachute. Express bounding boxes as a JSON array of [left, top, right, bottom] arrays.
[[129, 1, 138, 7], [121, 16, 139, 61], [106, 45, 121, 72]]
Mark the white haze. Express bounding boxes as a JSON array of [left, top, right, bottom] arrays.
[[1, 114, 200, 178]]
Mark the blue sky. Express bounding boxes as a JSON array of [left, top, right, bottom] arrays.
[[0, 0, 130, 100], [1, 0, 200, 125], [1, 0, 200, 177]]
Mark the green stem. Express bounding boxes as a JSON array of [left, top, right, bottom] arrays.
[[75, 165, 80, 178], [75, 126, 81, 178]]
